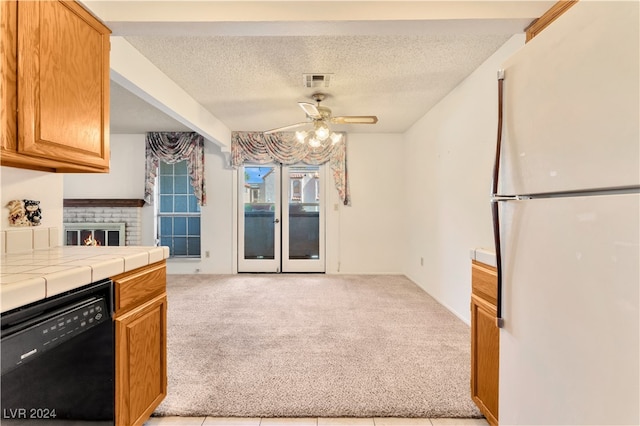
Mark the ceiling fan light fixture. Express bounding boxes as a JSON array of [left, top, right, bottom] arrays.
[[295, 130, 308, 143], [314, 121, 330, 141], [264, 92, 377, 149], [308, 137, 322, 148]]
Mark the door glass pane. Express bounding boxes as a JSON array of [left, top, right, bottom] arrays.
[[287, 165, 320, 260], [243, 166, 277, 260]]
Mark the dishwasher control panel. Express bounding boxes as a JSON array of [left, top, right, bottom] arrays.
[[1, 297, 110, 375]]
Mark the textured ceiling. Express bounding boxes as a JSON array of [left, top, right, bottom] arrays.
[[91, 2, 554, 137], [118, 33, 511, 134]]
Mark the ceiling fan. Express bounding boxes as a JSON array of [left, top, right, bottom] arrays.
[[263, 93, 378, 146]]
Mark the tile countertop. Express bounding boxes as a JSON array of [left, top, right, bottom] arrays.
[[470, 247, 497, 267], [0, 245, 169, 313]]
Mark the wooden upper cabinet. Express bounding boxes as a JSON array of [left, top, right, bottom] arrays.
[[1, 0, 111, 172], [1, 1, 18, 153]]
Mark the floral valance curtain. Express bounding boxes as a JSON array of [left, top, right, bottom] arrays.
[[144, 132, 206, 206], [231, 131, 350, 205]]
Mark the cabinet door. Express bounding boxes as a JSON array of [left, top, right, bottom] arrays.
[[0, 1, 17, 152], [17, 1, 110, 170], [470, 294, 499, 426], [115, 294, 167, 426]]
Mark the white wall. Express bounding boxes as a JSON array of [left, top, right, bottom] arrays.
[[326, 133, 405, 274], [1, 167, 64, 234], [402, 34, 525, 324], [64, 134, 146, 199]]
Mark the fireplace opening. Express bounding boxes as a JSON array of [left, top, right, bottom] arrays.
[[64, 223, 126, 246]]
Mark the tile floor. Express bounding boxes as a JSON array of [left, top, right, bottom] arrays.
[[144, 416, 489, 426]]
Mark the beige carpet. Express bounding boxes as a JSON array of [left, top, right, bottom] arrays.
[[154, 274, 482, 418]]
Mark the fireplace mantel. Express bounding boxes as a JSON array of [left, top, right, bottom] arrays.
[[63, 199, 145, 208]]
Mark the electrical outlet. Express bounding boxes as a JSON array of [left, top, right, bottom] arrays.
[[205, 251, 210, 258], [420, 257, 424, 266]]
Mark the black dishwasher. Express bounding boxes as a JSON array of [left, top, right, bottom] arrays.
[[1, 279, 115, 425]]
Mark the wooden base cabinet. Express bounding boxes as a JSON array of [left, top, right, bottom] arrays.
[[471, 260, 499, 426], [113, 261, 167, 426]]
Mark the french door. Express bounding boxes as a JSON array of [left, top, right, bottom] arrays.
[[238, 163, 325, 273]]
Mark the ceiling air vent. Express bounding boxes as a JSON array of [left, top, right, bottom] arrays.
[[303, 73, 332, 88]]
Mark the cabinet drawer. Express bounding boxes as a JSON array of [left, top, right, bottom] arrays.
[[113, 261, 166, 316], [472, 260, 497, 306]]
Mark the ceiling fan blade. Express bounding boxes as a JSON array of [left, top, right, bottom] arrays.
[[331, 115, 378, 124], [263, 122, 309, 134], [299, 102, 322, 119]]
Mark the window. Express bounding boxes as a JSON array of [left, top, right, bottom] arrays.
[[291, 178, 302, 201], [157, 160, 201, 257], [250, 188, 260, 203]]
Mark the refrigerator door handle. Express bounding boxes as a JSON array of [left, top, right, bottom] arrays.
[[492, 69, 506, 329], [492, 69, 505, 197], [491, 200, 505, 329]]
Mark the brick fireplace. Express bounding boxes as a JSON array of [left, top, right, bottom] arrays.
[[63, 199, 145, 246]]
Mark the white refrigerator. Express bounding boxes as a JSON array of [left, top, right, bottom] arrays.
[[491, 2, 639, 425]]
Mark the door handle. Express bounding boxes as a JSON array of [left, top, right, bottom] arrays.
[[492, 70, 505, 329], [274, 218, 280, 223]]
